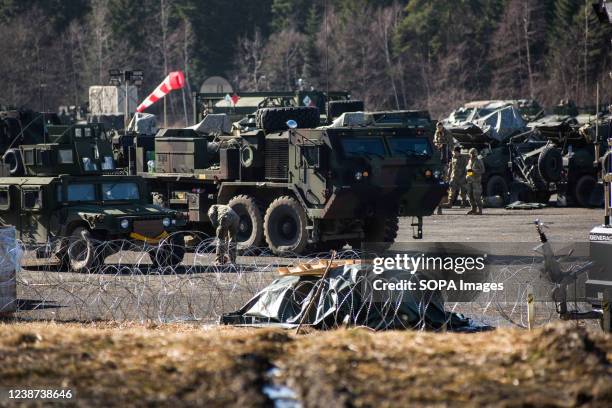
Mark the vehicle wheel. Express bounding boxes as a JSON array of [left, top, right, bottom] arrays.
[[538, 146, 563, 183], [228, 195, 264, 249], [509, 181, 534, 203], [485, 175, 509, 202], [535, 191, 551, 205], [364, 215, 399, 243], [327, 100, 365, 120], [263, 196, 308, 255], [574, 175, 597, 207], [149, 233, 186, 269], [52, 237, 71, 270], [2, 148, 24, 176], [66, 227, 101, 273], [256, 106, 320, 133]]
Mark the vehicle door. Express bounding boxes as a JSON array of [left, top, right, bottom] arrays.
[[0, 185, 15, 228], [19, 186, 48, 244], [292, 132, 327, 206]]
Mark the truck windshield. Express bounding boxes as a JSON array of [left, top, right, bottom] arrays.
[[387, 137, 432, 158], [341, 137, 386, 158], [102, 182, 140, 201], [67, 184, 96, 201]]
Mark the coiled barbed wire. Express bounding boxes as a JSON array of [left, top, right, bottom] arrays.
[[7, 232, 579, 329]]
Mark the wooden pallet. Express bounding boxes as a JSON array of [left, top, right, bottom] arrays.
[[278, 259, 370, 277]]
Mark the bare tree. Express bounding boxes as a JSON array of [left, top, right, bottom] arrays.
[[234, 29, 266, 91], [262, 29, 305, 90]]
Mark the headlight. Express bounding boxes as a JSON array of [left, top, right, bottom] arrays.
[[172, 219, 177, 225], [355, 171, 363, 181], [433, 170, 441, 179], [120, 219, 129, 229], [162, 217, 171, 227]]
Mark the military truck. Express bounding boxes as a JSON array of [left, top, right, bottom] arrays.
[[528, 114, 609, 206], [133, 107, 447, 255], [193, 90, 363, 124], [0, 123, 186, 272]]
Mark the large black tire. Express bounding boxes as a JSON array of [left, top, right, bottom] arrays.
[[2, 148, 24, 176], [538, 146, 563, 183], [256, 106, 320, 133], [574, 175, 597, 207], [65, 227, 101, 273], [327, 100, 365, 120], [363, 216, 399, 243], [228, 195, 264, 249], [263, 196, 308, 255], [149, 233, 186, 269], [349, 216, 399, 252], [485, 175, 509, 202]]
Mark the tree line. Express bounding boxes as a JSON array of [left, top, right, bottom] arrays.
[[0, 0, 609, 121]]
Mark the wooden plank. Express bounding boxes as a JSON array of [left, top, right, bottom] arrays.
[[278, 259, 371, 276]]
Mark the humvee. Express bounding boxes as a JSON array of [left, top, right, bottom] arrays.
[[0, 123, 186, 272], [133, 108, 447, 254]]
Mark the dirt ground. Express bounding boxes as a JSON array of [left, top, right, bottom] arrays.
[[0, 321, 610, 407]]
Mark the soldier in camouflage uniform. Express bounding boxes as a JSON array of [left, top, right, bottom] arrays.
[[466, 148, 485, 215], [445, 146, 469, 208], [434, 122, 454, 214], [208, 204, 239, 265], [434, 122, 453, 162]]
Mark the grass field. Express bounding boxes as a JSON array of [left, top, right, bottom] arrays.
[[0, 321, 610, 407]]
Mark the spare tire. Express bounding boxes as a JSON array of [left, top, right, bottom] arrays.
[[2, 148, 24, 176], [574, 174, 597, 207], [256, 106, 320, 133], [538, 146, 563, 183], [327, 100, 365, 120]]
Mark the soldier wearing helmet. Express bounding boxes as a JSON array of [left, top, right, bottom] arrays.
[[466, 148, 485, 215], [208, 204, 240, 265]]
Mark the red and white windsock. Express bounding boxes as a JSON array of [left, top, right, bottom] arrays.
[[136, 70, 185, 112]]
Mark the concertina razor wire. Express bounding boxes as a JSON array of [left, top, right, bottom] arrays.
[[6, 231, 585, 329]]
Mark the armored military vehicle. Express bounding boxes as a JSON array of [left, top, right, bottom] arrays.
[[528, 114, 609, 206], [133, 107, 447, 255], [0, 123, 186, 272]]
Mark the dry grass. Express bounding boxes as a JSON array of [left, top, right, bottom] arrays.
[[0, 321, 610, 407]]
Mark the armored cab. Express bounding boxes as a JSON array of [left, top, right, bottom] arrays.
[[0, 123, 186, 272], [136, 108, 447, 255]]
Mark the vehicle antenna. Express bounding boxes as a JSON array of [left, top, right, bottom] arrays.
[[324, 0, 329, 99]]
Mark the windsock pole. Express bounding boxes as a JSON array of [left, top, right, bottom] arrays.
[[136, 71, 186, 119]]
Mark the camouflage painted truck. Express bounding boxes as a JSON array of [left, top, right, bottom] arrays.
[[0, 123, 186, 272], [134, 107, 447, 254]]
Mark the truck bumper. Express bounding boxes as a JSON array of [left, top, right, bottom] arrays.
[[318, 181, 448, 219]]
